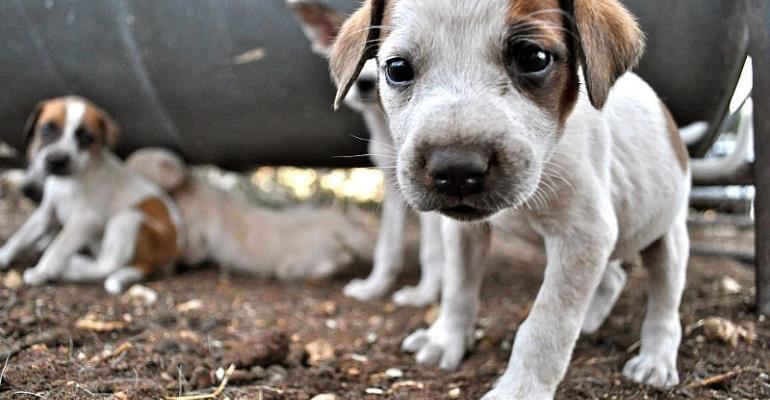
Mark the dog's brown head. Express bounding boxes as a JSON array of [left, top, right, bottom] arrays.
[[328, 0, 644, 220], [24, 96, 120, 179]]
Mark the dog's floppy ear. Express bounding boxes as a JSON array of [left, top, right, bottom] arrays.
[[567, 0, 645, 109], [288, 0, 346, 57], [97, 110, 121, 149], [22, 102, 44, 147], [329, 0, 387, 109]]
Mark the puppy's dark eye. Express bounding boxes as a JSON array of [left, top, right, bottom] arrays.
[[512, 44, 552, 75], [41, 122, 57, 139], [385, 58, 414, 85], [75, 127, 94, 148]]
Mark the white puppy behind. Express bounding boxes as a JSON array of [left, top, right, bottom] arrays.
[[329, 0, 691, 398], [126, 148, 374, 280], [290, 0, 444, 306], [0, 96, 183, 294]]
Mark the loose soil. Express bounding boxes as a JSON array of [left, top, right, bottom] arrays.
[[0, 194, 767, 400]]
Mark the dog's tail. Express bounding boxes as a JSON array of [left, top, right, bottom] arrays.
[[680, 121, 709, 146], [689, 108, 753, 182]]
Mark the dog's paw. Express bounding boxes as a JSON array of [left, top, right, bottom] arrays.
[[623, 354, 679, 389], [343, 277, 390, 301], [401, 319, 472, 370], [393, 283, 439, 307], [481, 386, 551, 400], [23, 267, 50, 286]]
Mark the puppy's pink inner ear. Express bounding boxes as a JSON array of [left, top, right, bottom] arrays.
[[292, 3, 346, 55]]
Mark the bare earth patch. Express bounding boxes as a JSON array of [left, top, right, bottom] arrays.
[[0, 195, 767, 399]]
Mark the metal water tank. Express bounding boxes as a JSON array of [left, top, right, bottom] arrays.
[[0, 0, 749, 168]]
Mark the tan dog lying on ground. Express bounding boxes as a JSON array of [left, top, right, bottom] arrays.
[[126, 148, 374, 280]]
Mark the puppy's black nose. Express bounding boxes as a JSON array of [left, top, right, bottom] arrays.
[[45, 153, 71, 175], [21, 181, 43, 203], [426, 148, 489, 198], [355, 77, 376, 94]]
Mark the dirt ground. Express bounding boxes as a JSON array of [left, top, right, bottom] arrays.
[[0, 193, 767, 400]]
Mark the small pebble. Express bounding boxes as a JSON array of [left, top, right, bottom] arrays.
[[2, 270, 22, 290], [305, 339, 335, 366], [448, 387, 461, 398], [123, 284, 158, 306], [267, 364, 288, 383], [311, 394, 338, 400], [176, 299, 203, 313], [720, 276, 742, 294], [365, 388, 385, 395], [385, 368, 404, 379]]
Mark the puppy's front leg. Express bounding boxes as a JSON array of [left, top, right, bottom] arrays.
[[23, 214, 99, 285], [483, 223, 616, 400], [402, 218, 490, 369], [344, 185, 407, 300], [0, 205, 54, 269]]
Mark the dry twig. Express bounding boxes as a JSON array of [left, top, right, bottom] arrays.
[[166, 364, 236, 400]]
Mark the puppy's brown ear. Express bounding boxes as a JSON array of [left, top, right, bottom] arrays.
[[22, 102, 44, 147], [288, 0, 346, 57], [330, 0, 386, 109], [98, 113, 121, 149], [568, 0, 645, 109]]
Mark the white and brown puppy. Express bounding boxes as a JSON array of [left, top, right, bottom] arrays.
[[0, 96, 182, 294], [290, 0, 444, 306], [330, 0, 690, 399], [126, 148, 374, 280]]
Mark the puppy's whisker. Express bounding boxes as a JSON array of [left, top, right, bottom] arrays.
[[350, 134, 397, 151], [333, 154, 398, 159]]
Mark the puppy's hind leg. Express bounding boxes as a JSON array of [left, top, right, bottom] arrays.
[[393, 212, 443, 307], [582, 260, 627, 334], [64, 210, 144, 293], [623, 214, 688, 389]]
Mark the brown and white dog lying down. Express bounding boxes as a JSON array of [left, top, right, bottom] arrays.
[[328, 0, 691, 399], [126, 148, 375, 280], [0, 96, 183, 294]]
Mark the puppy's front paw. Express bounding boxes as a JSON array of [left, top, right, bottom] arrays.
[[481, 385, 551, 400], [393, 284, 439, 307], [623, 354, 679, 389], [23, 267, 51, 286], [401, 319, 472, 370], [343, 277, 391, 301]]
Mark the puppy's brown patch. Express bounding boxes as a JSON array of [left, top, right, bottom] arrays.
[[131, 197, 179, 276], [330, 0, 388, 108], [506, 0, 579, 126], [26, 100, 67, 161], [79, 100, 120, 153], [570, 0, 644, 109], [660, 100, 689, 171]]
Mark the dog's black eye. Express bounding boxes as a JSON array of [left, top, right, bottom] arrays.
[[75, 127, 94, 148], [512, 44, 552, 75], [385, 58, 414, 85], [41, 122, 57, 139]]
